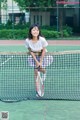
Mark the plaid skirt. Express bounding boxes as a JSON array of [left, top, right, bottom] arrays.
[[27, 55, 53, 68]]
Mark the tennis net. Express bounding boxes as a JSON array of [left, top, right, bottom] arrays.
[[0, 50, 80, 101]]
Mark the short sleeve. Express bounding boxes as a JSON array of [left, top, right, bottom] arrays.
[[25, 38, 29, 48], [41, 37, 48, 47]]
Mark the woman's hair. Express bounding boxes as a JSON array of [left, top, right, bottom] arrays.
[[28, 24, 42, 40]]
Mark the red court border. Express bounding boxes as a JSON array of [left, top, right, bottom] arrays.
[[56, 1, 80, 4], [0, 40, 80, 46]]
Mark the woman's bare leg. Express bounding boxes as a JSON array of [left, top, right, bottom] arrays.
[[34, 69, 40, 95], [34, 68, 45, 97], [39, 67, 46, 74]]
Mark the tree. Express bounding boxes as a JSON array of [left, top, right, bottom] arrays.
[[0, 0, 7, 23], [0, 0, 7, 9], [14, 0, 56, 9]]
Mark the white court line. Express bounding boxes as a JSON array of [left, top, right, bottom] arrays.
[[0, 56, 13, 67]]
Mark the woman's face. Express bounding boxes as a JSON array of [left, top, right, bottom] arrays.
[[31, 26, 39, 38]]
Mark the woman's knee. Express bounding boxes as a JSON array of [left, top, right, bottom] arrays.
[[34, 69, 38, 75]]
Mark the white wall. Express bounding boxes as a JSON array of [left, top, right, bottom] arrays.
[[1, 0, 29, 24], [30, 12, 50, 26], [7, 0, 21, 13]]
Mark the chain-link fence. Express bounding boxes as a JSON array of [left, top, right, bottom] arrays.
[[0, 0, 80, 39]]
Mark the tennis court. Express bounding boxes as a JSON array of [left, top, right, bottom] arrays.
[[0, 40, 80, 120]]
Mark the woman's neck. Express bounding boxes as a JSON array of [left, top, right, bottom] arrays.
[[32, 36, 38, 41]]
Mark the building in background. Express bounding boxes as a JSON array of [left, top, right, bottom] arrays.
[[1, 0, 29, 24], [0, 0, 80, 33]]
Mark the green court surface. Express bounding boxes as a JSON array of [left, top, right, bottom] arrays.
[[0, 45, 80, 52], [0, 100, 80, 120], [0, 45, 80, 120]]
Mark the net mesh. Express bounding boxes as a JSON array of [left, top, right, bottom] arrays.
[[0, 51, 80, 101]]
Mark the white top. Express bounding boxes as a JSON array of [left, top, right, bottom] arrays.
[[25, 36, 48, 52]]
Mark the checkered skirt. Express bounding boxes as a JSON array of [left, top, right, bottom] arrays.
[[27, 55, 53, 68]]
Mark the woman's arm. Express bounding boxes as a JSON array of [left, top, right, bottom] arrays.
[[28, 48, 40, 67], [40, 47, 46, 64]]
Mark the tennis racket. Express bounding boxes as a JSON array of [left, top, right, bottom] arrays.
[[36, 71, 44, 97]]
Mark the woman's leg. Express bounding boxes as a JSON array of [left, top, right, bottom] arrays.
[[39, 67, 46, 74], [40, 67, 46, 82], [35, 66, 46, 82], [34, 69, 40, 96]]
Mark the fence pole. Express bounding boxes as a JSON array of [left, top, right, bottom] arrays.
[[12, 0, 14, 39], [56, 2, 59, 31]]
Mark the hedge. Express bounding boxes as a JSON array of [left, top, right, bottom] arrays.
[[0, 28, 72, 39]]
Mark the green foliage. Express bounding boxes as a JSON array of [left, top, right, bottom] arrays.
[[14, 0, 56, 10], [0, 29, 27, 39], [42, 30, 59, 38], [63, 25, 73, 35], [0, 22, 30, 29], [0, 0, 7, 9], [0, 23, 73, 39], [0, 27, 72, 39]]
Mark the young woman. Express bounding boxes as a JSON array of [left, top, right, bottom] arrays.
[[25, 24, 53, 97]]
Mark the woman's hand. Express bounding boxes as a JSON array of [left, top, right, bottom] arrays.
[[40, 61, 42, 67], [36, 61, 42, 68]]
